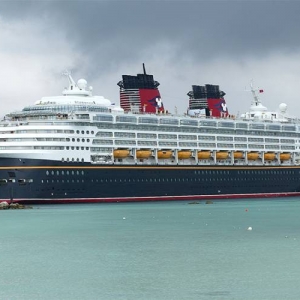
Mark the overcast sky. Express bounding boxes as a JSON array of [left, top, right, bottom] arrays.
[[1, 0, 300, 117]]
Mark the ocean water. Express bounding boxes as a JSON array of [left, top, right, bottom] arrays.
[[1, 198, 300, 300]]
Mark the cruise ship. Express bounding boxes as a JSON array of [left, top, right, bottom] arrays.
[[1, 66, 300, 204]]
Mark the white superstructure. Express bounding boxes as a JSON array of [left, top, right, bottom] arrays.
[[0, 73, 299, 167]]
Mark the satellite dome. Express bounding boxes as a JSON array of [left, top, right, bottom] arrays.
[[279, 103, 287, 113], [77, 79, 87, 90]]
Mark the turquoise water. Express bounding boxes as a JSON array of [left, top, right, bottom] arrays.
[[1, 198, 300, 300]]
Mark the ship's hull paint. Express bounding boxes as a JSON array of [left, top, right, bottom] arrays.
[[1, 158, 300, 204], [7, 192, 300, 204]]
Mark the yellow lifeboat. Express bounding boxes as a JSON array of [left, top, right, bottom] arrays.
[[234, 151, 243, 159], [157, 150, 173, 159], [178, 150, 192, 160], [198, 151, 211, 159], [113, 149, 130, 159], [216, 151, 229, 159], [280, 153, 291, 161], [247, 152, 259, 160], [264, 152, 276, 161], [136, 150, 152, 159]]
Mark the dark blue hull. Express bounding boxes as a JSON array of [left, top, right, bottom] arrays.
[[1, 158, 300, 203]]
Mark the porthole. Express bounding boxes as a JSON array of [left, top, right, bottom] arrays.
[[46, 171, 49, 176], [81, 131, 84, 134]]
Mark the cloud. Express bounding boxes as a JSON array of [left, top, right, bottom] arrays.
[[1, 1, 300, 117]]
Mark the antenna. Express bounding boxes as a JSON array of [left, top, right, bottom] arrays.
[[246, 80, 262, 106], [62, 70, 76, 86], [142, 63, 146, 75]]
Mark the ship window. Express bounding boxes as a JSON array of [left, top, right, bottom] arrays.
[[91, 131, 94, 134], [76, 130, 79, 134], [180, 119, 198, 127], [160, 118, 179, 125], [116, 116, 137, 123], [0, 179, 8, 185]]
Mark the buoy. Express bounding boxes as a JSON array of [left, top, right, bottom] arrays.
[[247, 227, 252, 231], [245, 208, 248, 212]]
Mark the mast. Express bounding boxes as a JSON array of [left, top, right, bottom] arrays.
[[250, 80, 261, 106]]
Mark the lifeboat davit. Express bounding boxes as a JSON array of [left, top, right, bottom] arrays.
[[157, 150, 173, 159], [234, 151, 243, 159], [178, 150, 192, 159], [247, 152, 259, 160], [264, 152, 276, 161], [113, 149, 130, 158], [136, 150, 152, 159], [198, 151, 211, 159], [280, 153, 291, 161], [216, 151, 229, 159]]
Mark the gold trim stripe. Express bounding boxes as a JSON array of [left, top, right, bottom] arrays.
[[0, 165, 300, 170]]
